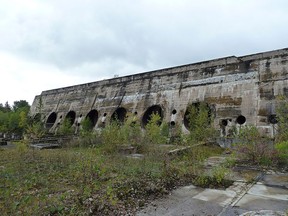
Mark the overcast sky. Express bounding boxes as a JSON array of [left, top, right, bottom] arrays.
[[0, 0, 288, 105]]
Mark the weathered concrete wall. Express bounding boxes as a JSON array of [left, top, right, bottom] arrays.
[[30, 48, 288, 136]]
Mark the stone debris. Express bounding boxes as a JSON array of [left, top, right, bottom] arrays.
[[0, 138, 7, 145], [30, 143, 60, 150]]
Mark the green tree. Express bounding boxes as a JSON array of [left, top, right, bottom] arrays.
[[146, 113, 167, 144], [80, 118, 93, 134], [4, 102, 11, 112], [186, 102, 217, 143], [12, 100, 30, 112], [0, 102, 11, 113], [57, 118, 74, 135], [0, 100, 30, 137], [25, 121, 46, 139], [0, 111, 9, 133]]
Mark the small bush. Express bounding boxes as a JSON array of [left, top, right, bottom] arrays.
[[15, 141, 28, 153], [212, 166, 230, 184], [57, 118, 74, 135], [146, 113, 168, 144], [186, 102, 218, 144], [275, 141, 288, 166], [25, 122, 46, 139], [224, 153, 237, 168], [192, 165, 232, 189], [80, 118, 93, 134], [234, 126, 278, 166], [100, 121, 121, 153]]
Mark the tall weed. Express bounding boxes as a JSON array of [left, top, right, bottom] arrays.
[[234, 126, 278, 166]]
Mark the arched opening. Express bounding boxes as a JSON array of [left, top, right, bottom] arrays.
[[111, 107, 127, 124], [221, 119, 228, 127], [172, 109, 177, 115], [142, 105, 163, 127], [65, 111, 76, 127], [236, 115, 246, 125], [184, 102, 212, 130], [86, 109, 98, 128], [268, 114, 278, 124], [46, 112, 57, 129]]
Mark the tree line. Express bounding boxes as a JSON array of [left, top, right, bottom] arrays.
[[0, 100, 30, 139]]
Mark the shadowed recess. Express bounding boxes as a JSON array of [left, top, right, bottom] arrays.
[[184, 102, 212, 130], [142, 105, 163, 127], [46, 112, 57, 129], [86, 109, 98, 127], [111, 107, 127, 124], [65, 111, 76, 127]]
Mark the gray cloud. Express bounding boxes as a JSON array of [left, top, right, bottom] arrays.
[[0, 0, 288, 80]]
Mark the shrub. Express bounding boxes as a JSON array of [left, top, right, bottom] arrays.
[[186, 102, 218, 144], [145, 113, 168, 144], [25, 122, 46, 139], [57, 118, 74, 135], [212, 166, 230, 184], [80, 118, 93, 133], [275, 141, 288, 166], [234, 126, 278, 166], [192, 165, 232, 188], [100, 121, 121, 153]]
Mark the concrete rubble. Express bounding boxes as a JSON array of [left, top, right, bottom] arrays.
[[30, 143, 60, 150]]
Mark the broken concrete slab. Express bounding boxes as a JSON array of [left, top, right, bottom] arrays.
[[260, 173, 288, 188], [118, 145, 136, 154], [171, 185, 203, 198], [30, 143, 60, 150], [0, 142, 15, 149], [137, 194, 224, 216], [193, 188, 236, 207], [204, 156, 227, 167], [0, 138, 7, 145], [246, 183, 288, 200], [236, 193, 288, 212], [126, 154, 144, 159]]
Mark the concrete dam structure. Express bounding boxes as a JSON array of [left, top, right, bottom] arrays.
[[30, 48, 288, 137]]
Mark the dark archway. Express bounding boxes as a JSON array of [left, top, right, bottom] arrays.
[[268, 115, 278, 124], [221, 119, 228, 127], [236, 115, 246, 125], [65, 111, 76, 127], [184, 102, 212, 130], [86, 109, 98, 127], [111, 107, 127, 124], [142, 105, 163, 127], [46, 112, 57, 129]]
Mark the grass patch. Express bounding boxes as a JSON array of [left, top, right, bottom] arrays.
[[0, 144, 223, 215]]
